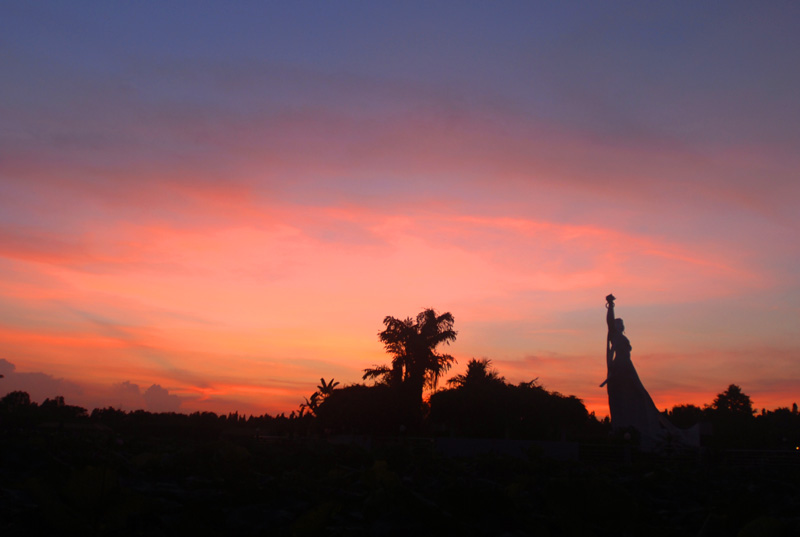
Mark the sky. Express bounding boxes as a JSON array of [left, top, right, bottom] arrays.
[[1, 1, 798, 417]]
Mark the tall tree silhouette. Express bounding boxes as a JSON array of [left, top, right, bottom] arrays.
[[706, 384, 757, 447], [364, 308, 457, 427], [709, 384, 755, 417]]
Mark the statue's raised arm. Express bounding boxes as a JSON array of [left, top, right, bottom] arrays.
[[606, 293, 617, 337], [599, 294, 617, 387]]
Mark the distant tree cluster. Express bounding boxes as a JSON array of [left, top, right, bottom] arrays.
[[665, 383, 800, 449], [3, 310, 799, 451], [312, 357, 599, 441], [1, 391, 87, 426], [310, 310, 600, 440], [0, 389, 309, 439], [429, 358, 592, 440], [311, 309, 800, 449]]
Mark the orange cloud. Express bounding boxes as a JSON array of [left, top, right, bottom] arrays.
[[2, 86, 795, 419], [2, 194, 783, 416]]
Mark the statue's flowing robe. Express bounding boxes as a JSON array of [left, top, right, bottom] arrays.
[[606, 328, 698, 450]]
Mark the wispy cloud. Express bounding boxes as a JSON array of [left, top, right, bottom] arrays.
[[1, 2, 797, 417]]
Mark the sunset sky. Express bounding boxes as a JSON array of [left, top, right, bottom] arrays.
[[2, 1, 798, 417]]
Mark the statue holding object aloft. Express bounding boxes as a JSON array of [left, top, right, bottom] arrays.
[[602, 294, 697, 450]]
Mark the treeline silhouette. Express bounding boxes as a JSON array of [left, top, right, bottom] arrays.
[[2, 384, 799, 536], [313, 364, 600, 441], [2, 380, 798, 450], [2, 309, 799, 449], [2, 308, 799, 535]]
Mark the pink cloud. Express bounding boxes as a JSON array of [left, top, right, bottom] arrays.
[[0, 358, 84, 404], [2, 63, 796, 419], [7, 65, 795, 229], [1, 192, 785, 417], [142, 384, 182, 413]]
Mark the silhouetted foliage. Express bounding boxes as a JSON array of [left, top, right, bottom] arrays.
[[759, 406, 800, 449], [317, 377, 339, 396], [667, 404, 704, 429], [708, 384, 755, 417], [429, 376, 509, 438], [705, 384, 759, 448], [446, 357, 505, 388], [0, 390, 38, 427], [40, 395, 88, 421], [1, 390, 33, 408], [363, 308, 457, 429], [2, 380, 800, 536], [430, 371, 591, 440], [299, 377, 340, 418], [315, 384, 405, 435], [90, 406, 127, 427]]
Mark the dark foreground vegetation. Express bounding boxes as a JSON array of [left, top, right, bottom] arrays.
[[2, 310, 799, 535], [2, 384, 799, 536]]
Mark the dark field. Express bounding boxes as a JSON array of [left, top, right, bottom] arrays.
[[2, 420, 799, 537]]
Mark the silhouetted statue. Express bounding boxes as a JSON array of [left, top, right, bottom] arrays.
[[602, 294, 696, 450]]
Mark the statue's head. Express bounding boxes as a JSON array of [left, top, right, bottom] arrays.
[[615, 318, 625, 332]]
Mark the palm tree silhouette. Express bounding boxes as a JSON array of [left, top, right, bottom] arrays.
[[299, 392, 320, 417], [364, 308, 457, 425], [316, 378, 339, 397], [299, 378, 339, 417]]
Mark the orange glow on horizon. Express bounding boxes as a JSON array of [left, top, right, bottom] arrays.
[[1, 48, 797, 419]]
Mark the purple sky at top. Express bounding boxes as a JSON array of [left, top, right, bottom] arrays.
[[1, 1, 798, 416]]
